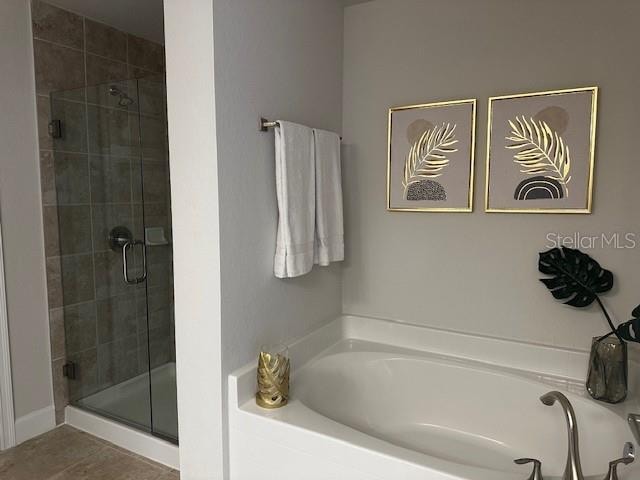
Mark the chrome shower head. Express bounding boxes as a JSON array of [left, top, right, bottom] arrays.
[[108, 85, 134, 107]]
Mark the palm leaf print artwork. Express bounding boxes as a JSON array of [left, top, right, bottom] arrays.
[[506, 116, 572, 200], [403, 123, 458, 201]]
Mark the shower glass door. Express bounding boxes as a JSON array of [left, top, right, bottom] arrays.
[[136, 75, 177, 442], [50, 75, 177, 442]]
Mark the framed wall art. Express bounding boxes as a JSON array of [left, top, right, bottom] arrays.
[[387, 99, 476, 212], [485, 87, 598, 213]]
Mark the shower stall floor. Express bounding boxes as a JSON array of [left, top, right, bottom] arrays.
[[76, 362, 178, 441]]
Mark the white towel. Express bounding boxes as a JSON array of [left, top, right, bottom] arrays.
[[313, 128, 344, 266], [273, 121, 315, 278]]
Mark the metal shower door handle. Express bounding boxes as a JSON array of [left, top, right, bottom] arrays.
[[122, 240, 147, 284]]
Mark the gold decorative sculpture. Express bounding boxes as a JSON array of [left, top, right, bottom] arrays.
[[256, 347, 290, 409]]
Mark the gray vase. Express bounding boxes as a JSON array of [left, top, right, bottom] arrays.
[[586, 336, 628, 404]]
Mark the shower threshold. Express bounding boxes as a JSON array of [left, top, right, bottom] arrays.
[[65, 362, 179, 469]]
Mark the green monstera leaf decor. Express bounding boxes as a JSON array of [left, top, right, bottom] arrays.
[[538, 247, 614, 307], [616, 305, 640, 342]]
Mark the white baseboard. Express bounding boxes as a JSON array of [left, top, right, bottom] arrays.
[[65, 405, 179, 470], [14, 405, 55, 444]]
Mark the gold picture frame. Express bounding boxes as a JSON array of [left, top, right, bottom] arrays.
[[485, 87, 598, 214], [387, 99, 476, 212]]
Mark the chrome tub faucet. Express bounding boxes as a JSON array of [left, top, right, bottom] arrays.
[[602, 442, 634, 480], [516, 392, 635, 480], [514, 458, 544, 480], [540, 391, 584, 480]]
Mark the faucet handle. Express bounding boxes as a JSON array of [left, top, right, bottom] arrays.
[[515, 458, 543, 480], [603, 448, 634, 480]]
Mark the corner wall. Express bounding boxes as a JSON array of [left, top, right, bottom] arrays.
[[0, 0, 54, 440], [342, 0, 640, 351]]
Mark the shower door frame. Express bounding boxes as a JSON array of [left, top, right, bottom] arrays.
[[0, 214, 16, 450]]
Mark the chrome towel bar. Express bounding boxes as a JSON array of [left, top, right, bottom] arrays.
[[260, 117, 279, 131], [259, 117, 342, 140]]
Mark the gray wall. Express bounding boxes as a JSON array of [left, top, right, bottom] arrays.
[[342, 0, 640, 351], [215, 0, 344, 375], [0, 0, 53, 421]]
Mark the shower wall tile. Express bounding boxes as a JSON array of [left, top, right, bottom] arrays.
[[53, 86, 88, 103], [49, 308, 66, 359], [129, 65, 160, 80], [169, 341, 176, 364], [147, 286, 172, 314], [33, 40, 85, 97], [60, 254, 95, 305], [148, 308, 171, 333], [32, 1, 83, 49], [53, 152, 90, 205], [89, 156, 132, 204], [147, 262, 171, 289], [94, 251, 130, 300], [97, 336, 139, 388], [87, 106, 133, 156], [131, 168, 143, 205], [137, 337, 149, 374], [147, 244, 172, 266], [96, 294, 137, 344], [56, 206, 93, 255], [67, 348, 98, 402], [137, 76, 166, 117], [51, 98, 88, 153], [64, 302, 98, 354], [37, 96, 53, 150], [51, 358, 69, 423], [40, 151, 56, 205], [127, 34, 165, 73], [140, 201, 168, 222], [135, 291, 148, 320], [148, 325, 171, 368], [43, 206, 60, 257], [55, 406, 65, 426], [46, 257, 63, 309], [141, 162, 168, 203], [134, 116, 168, 160], [85, 19, 127, 62], [86, 54, 128, 87]]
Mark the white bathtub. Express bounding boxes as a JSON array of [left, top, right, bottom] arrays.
[[229, 316, 640, 480]]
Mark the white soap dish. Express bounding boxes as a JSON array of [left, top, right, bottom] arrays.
[[145, 226, 169, 246]]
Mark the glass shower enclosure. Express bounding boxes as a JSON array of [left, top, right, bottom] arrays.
[[49, 75, 177, 442]]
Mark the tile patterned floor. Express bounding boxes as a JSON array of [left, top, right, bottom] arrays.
[[0, 426, 179, 480]]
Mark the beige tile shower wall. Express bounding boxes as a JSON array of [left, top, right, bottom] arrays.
[[342, 0, 640, 351], [31, 0, 171, 424]]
